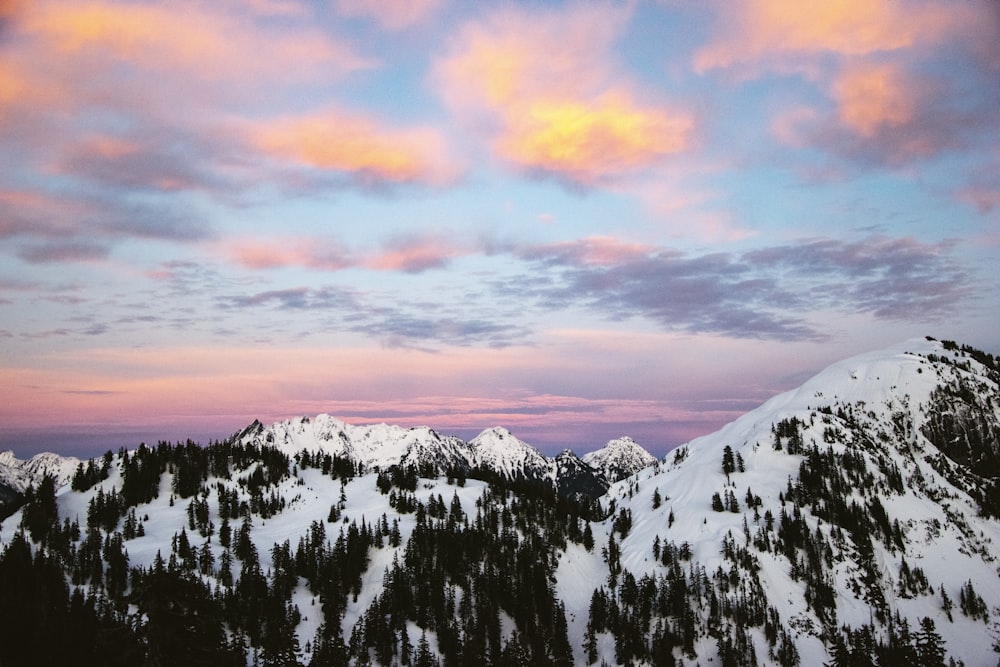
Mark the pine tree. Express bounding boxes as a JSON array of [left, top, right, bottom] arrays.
[[415, 630, 437, 667], [915, 617, 946, 667], [722, 445, 736, 475], [712, 492, 725, 512]]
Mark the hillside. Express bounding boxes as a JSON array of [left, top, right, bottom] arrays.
[[0, 336, 998, 666]]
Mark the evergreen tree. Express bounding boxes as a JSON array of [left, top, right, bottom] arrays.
[[915, 617, 946, 667], [712, 492, 725, 512], [722, 446, 736, 476]]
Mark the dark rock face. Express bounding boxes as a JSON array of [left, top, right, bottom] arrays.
[[553, 450, 609, 500], [920, 349, 1000, 515]]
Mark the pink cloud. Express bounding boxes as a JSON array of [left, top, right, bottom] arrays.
[[226, 238, 354, 272], [694, 0, 965, 73], [773, 61, 978, 166], [957, 185, 1000, 214], [832, 63, 918, 138], [363, 236, 470, 273], [335, 0, 443, 31], [433, 4, 695, 186], [224, 234, 474, 273]]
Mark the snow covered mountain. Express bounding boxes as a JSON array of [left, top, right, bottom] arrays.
[[236, 414, 475, 473], [588, 336, 1000, 665], [236, 417, 615, 497], [468, 426, 554, 480], [582, 435, 658, 482], [0, 450, 80, 496], [1, 336, 998, 666]]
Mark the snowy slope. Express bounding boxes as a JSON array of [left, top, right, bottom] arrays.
[[576, 337, 1000, 665]]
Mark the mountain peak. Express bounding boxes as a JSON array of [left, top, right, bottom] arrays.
[[582, 435, 657, 482]]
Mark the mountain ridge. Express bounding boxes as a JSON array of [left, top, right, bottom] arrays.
[[1, 336, 999, 666]]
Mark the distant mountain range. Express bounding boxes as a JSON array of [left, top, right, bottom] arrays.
[[1, 336, 998, 666]]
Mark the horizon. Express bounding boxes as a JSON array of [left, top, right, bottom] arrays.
[[2, 1, 998, 459], [5, 334, 997, 461]]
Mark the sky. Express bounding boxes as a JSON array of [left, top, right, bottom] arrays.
[[1, 0, 998, 459]]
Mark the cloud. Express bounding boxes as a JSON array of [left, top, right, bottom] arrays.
[[19, 2, 371, 89], [509, 234, 974, 340], [213, 281, 528, 350], [495, 92, 694, 186], [957, 185, 1000, 215], [696, 1, 998, 168], [433, 4, 695, 186], [17, 240, 110, 264], [225, 233, 473, 274], [349, 312, 530, 351], [694, 0, 963, 73], [52, 131, 233, 193], [335, 0, 443, 31], [0, 0, 399, 251], [364, 235, 475, 273], [226, 238, 355, 272], [253, 110, 462, 188], [517, 236, 653, 268], [217, 286, 358, 312], [742, 236, 972, 319], [832, 63, 916, 138], [0, 189, 211, 246], [774, 60, 998, 167]]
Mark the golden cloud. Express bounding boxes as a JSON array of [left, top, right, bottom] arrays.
[[433, 4, 692, 185], [498, 94, 694, 184]]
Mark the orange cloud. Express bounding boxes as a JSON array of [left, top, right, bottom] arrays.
[[434, 4, 693, 186], [0, 66, 24, 108], [254, 111, 460, 186], [695, 0, 962, 72], [833, 63, 918, 137], [335, 0, 443, 30]]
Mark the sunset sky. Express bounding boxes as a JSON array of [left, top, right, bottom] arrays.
[[1, 0, 998, 458]]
